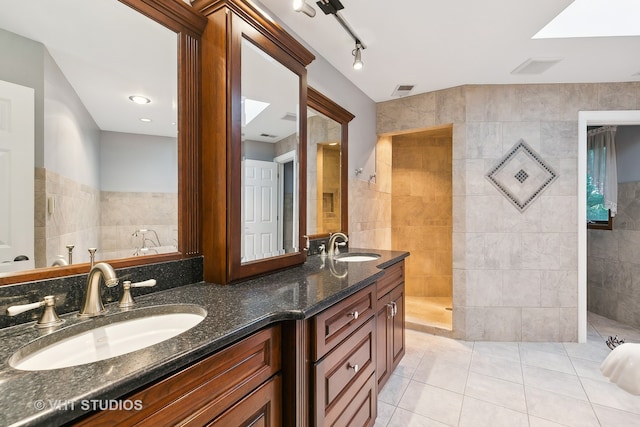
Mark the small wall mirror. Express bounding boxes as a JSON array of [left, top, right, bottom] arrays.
[[240, 38, 300, 262], [307, 88, 353, 237]]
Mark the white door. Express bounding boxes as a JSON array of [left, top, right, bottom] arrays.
[[0, 80, 35, 269], [242, 159, 278, 262]]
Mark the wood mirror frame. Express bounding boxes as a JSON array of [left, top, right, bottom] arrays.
[[197, 0, 315, 284], [0, 0, 206, 286], [307, 87, 354, 239]]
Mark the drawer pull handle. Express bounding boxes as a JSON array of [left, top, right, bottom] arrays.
[[348, 363, 359, 374], [349, 310, 359, 320]]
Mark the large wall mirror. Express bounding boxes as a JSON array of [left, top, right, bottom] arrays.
[[240, 38, 300, 262], [307, 87, 353, 237], [228, 16, 309, 281], [0, 0, 205, 284]]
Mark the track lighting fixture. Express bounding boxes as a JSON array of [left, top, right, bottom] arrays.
[[352, 42, 363, 70], [295, 0, 367, 70], [293, 0, 316, 17]]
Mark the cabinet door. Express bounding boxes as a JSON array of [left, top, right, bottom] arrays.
[[390, 284, 405, 369], [375, 293, 391, 389]]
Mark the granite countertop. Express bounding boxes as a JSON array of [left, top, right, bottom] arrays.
[[0, 249, 408, 427]]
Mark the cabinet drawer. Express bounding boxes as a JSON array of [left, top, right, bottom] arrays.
[[314, 317, 375, 426], [331, 373, 377, 427], [207, 374, 282, 427], [74, 325, 281, 426], [376, 261, 404, 301], [313, 285, 376, 360]]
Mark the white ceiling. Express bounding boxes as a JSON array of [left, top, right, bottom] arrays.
[[0, 0, 177, 137], [256, 0, 640, 103]]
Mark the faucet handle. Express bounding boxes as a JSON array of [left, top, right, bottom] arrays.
[[118, 279, 156, 308], [7, 295, 64, 328], [130, 279, 157, 288]]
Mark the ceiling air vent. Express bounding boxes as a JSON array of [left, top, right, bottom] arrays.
[[511, 58, 562, 75], [391, 84, 415, 97], [260, 133, 277, 138], [281, 113, 297, 122]]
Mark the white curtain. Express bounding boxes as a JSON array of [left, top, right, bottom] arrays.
[[587, 126, 618, 216]]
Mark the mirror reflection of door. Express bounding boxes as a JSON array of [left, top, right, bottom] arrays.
[[0, 80, 35, 274], [242, 159, 278, 262], [240, 37, 300, 264]]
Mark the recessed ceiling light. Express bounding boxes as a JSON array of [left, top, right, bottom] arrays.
[[129, 95, 151, 104], [140, 118, 152, 122]]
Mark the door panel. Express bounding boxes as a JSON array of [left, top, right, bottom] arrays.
[[242, 159, 278, 262], [0, 80, 34, 273]]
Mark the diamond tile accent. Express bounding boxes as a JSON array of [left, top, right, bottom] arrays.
[[514, 169, 529, 183], [486, 140, 557, 212]]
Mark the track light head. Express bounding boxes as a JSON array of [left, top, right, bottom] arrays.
[[293, 0, 316, 17], [352, 43, 363, 70]]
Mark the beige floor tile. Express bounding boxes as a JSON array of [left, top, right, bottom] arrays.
[[580, 377, 640, 415], [525, 386, 600, 427], [522, 365, 587, 401], [386, 407, 449, 427], [592, 404, 640, 427], [469, 352, 523, 384], [464, 371, 527, 412], [379, 312, 640, 427], [458, 396, 528, 427], [398, 381, 464, 426], [379, 374, 412, 406]]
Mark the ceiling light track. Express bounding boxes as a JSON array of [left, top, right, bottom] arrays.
[[293, 0, 366, 70]]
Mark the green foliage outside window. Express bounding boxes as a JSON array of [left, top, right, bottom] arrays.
[[587, 174, 609, 222]]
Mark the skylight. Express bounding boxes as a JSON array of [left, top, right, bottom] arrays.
[[533, 0, 640, 39], [242, 97, 270, 126]]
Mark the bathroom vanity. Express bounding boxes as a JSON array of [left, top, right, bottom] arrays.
[[0, 0, 407, 425], [0, 250, 407, 426]]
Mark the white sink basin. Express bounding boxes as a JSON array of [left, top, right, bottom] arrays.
[[10, 304, 206, 371], [334, 253, 381, 262]]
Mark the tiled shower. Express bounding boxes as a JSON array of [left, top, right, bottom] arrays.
[[391, 126, 453, 332]]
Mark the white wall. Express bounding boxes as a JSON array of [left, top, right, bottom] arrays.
[[253, 1, 378, 181], [615, 125, 640, 183], [100, 131, 177, 193], [0, 28, 45, 167]]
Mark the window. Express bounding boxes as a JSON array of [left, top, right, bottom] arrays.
[[586, 126, 617, 230]]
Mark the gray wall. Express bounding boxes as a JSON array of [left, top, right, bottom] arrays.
[[615, 125, 640, 183], [44, 49, 101, 189], [243, 139, 276, 161], [100, 131, 177, 193]]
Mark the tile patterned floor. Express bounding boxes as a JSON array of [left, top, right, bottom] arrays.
[[376, 312, 640, 427]]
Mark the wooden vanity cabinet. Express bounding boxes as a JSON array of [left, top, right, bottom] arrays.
[[311, 285, 378, 427], [375, 261, 406, 389], [73, 325, 281, 426]]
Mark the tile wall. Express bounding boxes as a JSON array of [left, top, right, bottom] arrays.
[[588, 181, 640, 329], [373, 82, 640, 341], [391, 128, 453, 298], [34, 168, 177, 266]]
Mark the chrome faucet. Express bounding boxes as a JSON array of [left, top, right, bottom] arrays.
[[327, 232, 348, 257], [78, 262, 119, 318]]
